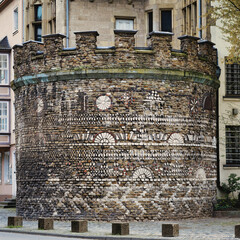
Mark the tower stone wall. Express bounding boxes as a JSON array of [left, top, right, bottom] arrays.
[[12, 30, 219, 220]]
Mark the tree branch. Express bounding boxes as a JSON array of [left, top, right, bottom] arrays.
[[228, 0, 240, 11]]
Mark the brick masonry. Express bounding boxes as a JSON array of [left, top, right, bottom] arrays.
[[12, 30, 219, 221]]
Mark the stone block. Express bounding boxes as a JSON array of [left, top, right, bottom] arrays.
[[8, 216, 23, 227], [71, 220, 88, 233], [38, 218, 54, 230], [112, 222, 129, 235], [235, 225, 240, 238], [162, 223, 179, 237]]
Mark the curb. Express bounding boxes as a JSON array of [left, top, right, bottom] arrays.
[[0, 229, 172, 240]]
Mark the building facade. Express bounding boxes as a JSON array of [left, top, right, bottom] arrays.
[[0, 0, 23, 201], [211, 7, 240, 192], [24, 0, 210, 48]]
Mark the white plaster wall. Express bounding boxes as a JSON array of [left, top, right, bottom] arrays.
[[211, 18, 240, 186], [0, 0, 23, 198]]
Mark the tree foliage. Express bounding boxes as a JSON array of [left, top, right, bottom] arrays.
[[211, 0, 240, 63]]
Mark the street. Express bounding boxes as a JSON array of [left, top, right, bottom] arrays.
[[0, 232, 95, 240]]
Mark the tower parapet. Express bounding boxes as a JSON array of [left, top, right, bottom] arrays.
[[13, 30, 218, 88]]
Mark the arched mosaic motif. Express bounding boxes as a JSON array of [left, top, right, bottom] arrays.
[[94, 132, 116, 144], [132, 167, 153, 181], [168, 133, 184, 144]]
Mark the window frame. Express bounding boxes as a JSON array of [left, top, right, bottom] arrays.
[[0, 54, 9, 85], [147, 11, 153, 34], [13, 7, 19, 32], [34, 4, 42, 22], [160, 9, 173, 33], [34, 23, 42, 42], [0, 153, 2, 184], [226, 126, 240, 165], [4, 152, 11, 184], [34, 4, 42, 41], [225, 61, 240, 97], [115, 18, 134, 31], [182, 0, 198, 36], [0, 101, 9, 133]]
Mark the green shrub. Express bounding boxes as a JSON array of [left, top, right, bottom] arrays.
[[214, 199, 239, 211], [221, 173, 240, 199]]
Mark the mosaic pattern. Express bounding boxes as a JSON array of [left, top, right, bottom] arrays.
[[96, 95, 112, 111], [94, 132, 116, 144], [14, 74, 217, 221]]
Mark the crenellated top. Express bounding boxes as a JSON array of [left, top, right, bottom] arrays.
[[12, 30, 218, 84]]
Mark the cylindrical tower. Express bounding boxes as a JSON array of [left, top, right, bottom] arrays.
[[12, 31, 219, 220]]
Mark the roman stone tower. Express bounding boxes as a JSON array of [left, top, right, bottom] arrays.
[[12, 30, 219, 220]]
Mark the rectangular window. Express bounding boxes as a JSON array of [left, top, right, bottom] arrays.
[[226, 62, 240, 96], [4, 152, 11, 184], [0, 102, 9, 132], [34, 5, 42, 41], [161, 10, 172, 32], [0, 54, 9, 85], [0, 153, 2, 184], [35, 5, 42, 21], [182, 1, 197, 35], [148, 12, 153, 33], [34, 24, 42, 42], [226, 126, 240, 165], [13, 7, 18, 31], [115, 19, 134, 30], [182, 8, 186, 34]]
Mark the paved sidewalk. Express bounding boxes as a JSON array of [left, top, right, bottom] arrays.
[[0, 208, 239, 239]]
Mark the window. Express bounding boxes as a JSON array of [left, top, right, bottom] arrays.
[[115, 19, 134, 30], [0, 54, 9, 85], [13, 7, 18, 32], [34, 5, 42, 41], [226, 62, 240, 96], [34, 24, 42, 42], [148, 12, 153, 33], [161, 10, 172, 32], [182, 1, 197, 35], [35, 5, 42, 21], [226, 126, 240, 165], [0, 153, 2, 184], [0, 102, 9, 132], [4, 152, 11, 184]]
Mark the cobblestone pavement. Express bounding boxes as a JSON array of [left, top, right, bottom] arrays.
[[0, 208, 239, 239]]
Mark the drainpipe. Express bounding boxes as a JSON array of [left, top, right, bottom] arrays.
[[216, 88, 220, 188], [199, 0, 202, 38], [22, 0, 24, 42], [66, 0, 69, 48], [216, 52, 222, 190]]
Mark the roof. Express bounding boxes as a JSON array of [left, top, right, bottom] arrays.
[[0, 36, 11, 52]]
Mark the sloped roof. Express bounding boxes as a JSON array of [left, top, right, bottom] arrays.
[[0, 36, 11, 51]]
